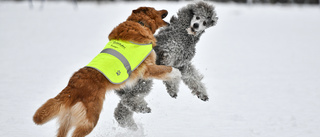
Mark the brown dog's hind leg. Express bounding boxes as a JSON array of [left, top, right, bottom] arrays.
[[71, 102, 102, 137], [72, 124, 95, 137], [57, 123, 71, 137], [57, 119, 72, 137], [57, 107, 72, 137]]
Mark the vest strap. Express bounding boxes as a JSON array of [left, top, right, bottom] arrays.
[[101, 48, 132, 75]]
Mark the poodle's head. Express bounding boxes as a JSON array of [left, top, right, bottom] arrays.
[[184, 1, 218, 36]]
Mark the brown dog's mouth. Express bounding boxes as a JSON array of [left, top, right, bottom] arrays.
[[165, 21, 170, 26]]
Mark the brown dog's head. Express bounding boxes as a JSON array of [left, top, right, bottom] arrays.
[[127, 7, 169, 34]]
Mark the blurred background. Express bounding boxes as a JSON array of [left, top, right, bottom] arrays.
[[2, 0, 320, 4], [1, 0, 320, 5]]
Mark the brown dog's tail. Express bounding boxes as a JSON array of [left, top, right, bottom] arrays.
[[33, 98, 62, 125]]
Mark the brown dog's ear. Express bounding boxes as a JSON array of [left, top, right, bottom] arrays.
[[132, 9, 139, 14], [159, 10, 168, 19], [133, 7, 149, 14]]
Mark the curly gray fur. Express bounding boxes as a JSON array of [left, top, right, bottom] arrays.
[[114, 1, 218, 129]]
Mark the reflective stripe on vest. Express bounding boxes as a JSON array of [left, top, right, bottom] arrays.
[[86, 40, 152, 84]]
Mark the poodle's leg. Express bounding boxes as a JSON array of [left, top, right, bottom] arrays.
[[115, 79, 153, 113], [154, 50, 181, 98], [180, 63, 208, 101], [114, 89, 139, 129], [163, 79, 180, 98], [121, 79, 153, 113], [143, 64, 181, 99], [114, 79, 153, 130], [144, 65, 181, 98], [114, 102, 138, 131], [120, 96, 151, 113]]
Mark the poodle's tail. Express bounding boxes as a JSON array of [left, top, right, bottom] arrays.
[[33, 98, 62, 125]]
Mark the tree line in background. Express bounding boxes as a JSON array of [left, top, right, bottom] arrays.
[[6, 0, 320, 4]]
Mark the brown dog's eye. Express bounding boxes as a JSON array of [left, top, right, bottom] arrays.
[[203, 21, 207, 26], [162, 12, 168, 19], [196, 17, 200, 20]]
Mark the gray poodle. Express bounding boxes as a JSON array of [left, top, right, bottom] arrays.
[[114, 1, 218, 130]]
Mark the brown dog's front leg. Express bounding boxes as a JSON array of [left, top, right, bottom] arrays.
[[144, 65, 181, 82]]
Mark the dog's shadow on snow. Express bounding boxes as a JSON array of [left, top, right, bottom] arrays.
[[95, 121, 146, 137], [114, 123, 146, 137]]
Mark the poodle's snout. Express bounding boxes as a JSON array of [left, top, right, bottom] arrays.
[[193, 23, 199, 29]]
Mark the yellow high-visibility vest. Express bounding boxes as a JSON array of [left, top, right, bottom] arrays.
[[86, 40, 152, 84]]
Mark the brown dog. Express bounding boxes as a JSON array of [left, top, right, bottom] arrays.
[[33, 7, 180, 137]]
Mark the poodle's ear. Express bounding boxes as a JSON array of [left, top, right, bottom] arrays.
[[170, 15, 178, 23], [189, 9, 194, 16], [187, 4, 197, 16]]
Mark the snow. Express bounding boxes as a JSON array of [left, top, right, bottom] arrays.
[[1, 1, 320, 137]]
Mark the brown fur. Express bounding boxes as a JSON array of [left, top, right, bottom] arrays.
[[33, 7, 175, 137]]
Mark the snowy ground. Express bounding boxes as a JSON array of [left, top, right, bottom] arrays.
[[1, 1, 320, 137]]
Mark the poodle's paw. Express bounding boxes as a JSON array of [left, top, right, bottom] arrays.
[[168, 91, 177, 98], [127, 103, 151, 114], [132, 105, 151, 113], [128, 123, 139, 131], [164, 74, 180, 99], [115, 115, 138, 131], [118, 120, 138, 131], [198, 94, 209, 101], [141, 106, 151, 113], [193, 91, 209, 101]]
